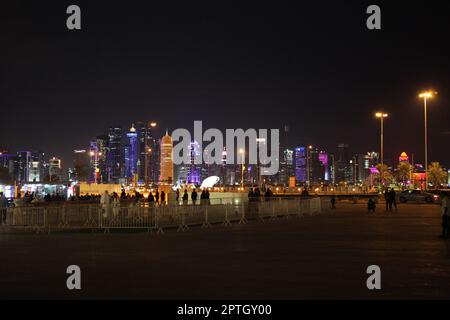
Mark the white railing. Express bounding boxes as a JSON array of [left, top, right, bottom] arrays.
[[2, 197, 331, 233]]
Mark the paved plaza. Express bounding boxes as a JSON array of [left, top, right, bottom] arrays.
[[1, 203, 449, 299]]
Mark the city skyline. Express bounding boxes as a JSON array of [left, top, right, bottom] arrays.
[[1, 2, 449, 169]]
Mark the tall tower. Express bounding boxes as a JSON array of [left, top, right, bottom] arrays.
[[160, 130, 173, 184], [107, 126, 123, 183], [125, 124, 138, 179]]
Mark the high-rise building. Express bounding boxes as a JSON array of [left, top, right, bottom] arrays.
[[0, 152, 15, 183], [278, 148, 294, 186], [48, 157, 62, 182], [160, 130, 173, 184], [124, 124, 138, 180], [107, 126, 123, 183], [15, 151, 32, 183], [329, 154, 335, 184], [335, 143, 351, 183], [94, 136, 108, 183], [318, 151, 329, 182], [135, 121, 158, 184], [308, 147, 325, 185], [28, 161, 41, 182], [294, 146, 307, 185], [353, 154, 366, 183], [73, 150, 90, 182], [186, 141, 202, 185]]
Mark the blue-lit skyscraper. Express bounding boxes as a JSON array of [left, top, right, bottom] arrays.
[[125, 124, 138, 179], [294, 146, 306, 184]]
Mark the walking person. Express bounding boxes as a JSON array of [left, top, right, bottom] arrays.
[[0, 192, 8, 225], [441, 192, 449, 239]]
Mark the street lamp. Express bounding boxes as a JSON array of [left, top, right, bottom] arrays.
[[239, 149, 245, 190], [418, 90, 437, 190], [375, 112, 388, 187]]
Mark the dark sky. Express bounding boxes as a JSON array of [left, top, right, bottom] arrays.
[[1, 1, 449, 168]]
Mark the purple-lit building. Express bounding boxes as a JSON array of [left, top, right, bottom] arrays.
[[294, 147, 306, 184], [186, 141, 202, 185], [319, 151, 329, 182]]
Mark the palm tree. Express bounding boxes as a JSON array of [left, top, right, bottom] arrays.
[[428, 162, 447, 189], [396, 162, 412, 186], [375, 163, 393, 186]]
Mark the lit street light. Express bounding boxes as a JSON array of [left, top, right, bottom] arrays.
[[418, 90, 437, 190], [375, 112, 388, 187]]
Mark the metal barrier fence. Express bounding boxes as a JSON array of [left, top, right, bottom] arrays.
[[3, 197, 330, 233]]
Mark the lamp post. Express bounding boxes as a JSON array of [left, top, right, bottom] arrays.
[[375, 112, 388, 186], [239, 149, 245, 190], [418, 91, 437, 190]]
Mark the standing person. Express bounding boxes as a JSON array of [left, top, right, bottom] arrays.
[[100, 191, 111, 218], [148, 191, 155, 206], [182, 189, 189, 205], [389, 188, 397, 211], [200, 189, 206, 205], [441, 192, 449, 239], [330, 196, 336, 209], [176, 189, 180, 204], [0, 192, 8, 225], [154, 189, 160, 205], [160, 191, 166, 206], [205, 189, 211, 205], [112, 192, 120, 217], [191, 188, 198, 205], [384, 189, 390, 211], [367, 198, 376, 213]]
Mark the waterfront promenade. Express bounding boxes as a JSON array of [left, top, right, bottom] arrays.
[[1, 203, 449, 299]]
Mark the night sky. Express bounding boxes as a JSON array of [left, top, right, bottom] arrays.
[[1, 1, 449, 168]]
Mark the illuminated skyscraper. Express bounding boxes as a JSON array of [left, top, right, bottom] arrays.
[[294, 146, 306, 184], [94, 135, 108, 183], [48, 157, 62, 182], [106, 126, 123, 183], [139, 121, 159, 185], [186, 141, 202, 185], [125, 124, 138, 179], [73, 150, 90, 182], [159, 130, 173, 184]]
